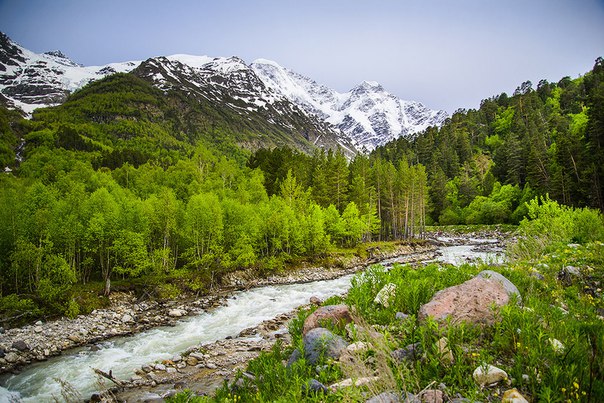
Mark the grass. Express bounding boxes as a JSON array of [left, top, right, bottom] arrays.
[[167, 237, 604, 402]]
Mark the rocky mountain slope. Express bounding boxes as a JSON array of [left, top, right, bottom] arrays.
[[0, 32, 138, 114], [0, 32, 447, 154], [251, 59, 448, 151]]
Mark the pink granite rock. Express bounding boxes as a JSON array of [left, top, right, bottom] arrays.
[[303, 304, 353, 335], [418, 275, 516, 326]]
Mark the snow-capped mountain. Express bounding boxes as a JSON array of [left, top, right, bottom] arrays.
[[251, 59, 448, 151], [0, 32, 446, 153], [0, 32, 138, 114], [132, 55, 357, 155]]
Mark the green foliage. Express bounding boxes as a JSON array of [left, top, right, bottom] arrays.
[[510, 196, 604, 260], [0, 294, 42, 326], [346, 264, 475, 324], [374, 58, 604, 222], [200, 229, 604, 402]]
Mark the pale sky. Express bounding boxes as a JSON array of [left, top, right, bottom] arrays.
[[1, 0, 603, 113]]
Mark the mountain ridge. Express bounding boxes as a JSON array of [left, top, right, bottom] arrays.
[[0, 32, 447, 153]]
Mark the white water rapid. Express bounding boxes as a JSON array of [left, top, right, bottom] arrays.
[[0, 241, 503, 402]]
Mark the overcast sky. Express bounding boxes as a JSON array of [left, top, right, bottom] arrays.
[[1, 0, 603, 113]]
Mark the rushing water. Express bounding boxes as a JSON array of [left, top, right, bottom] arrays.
[[0, 240, 503, 402]]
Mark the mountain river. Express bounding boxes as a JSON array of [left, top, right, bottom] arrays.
[[0, 237, 504, 402]]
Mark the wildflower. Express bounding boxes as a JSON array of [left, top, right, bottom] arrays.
[[573, 381, 579, 389]]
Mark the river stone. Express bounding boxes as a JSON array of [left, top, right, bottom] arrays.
[[302, 305, 353, 335], [418, 275, 515, 326], [154, 363, 166, 371], [186, 356, 198, 366], [67, 334, 83, 343], [303, 328, 348, 365], [473, 364, 508, 385], [189, 352, 205, 361], [477, 270, 522, 302], [168, 308, 187, 317], [121, 314, 134, 323], [12, 340, 29, 351], [4, 352, 19, 363]]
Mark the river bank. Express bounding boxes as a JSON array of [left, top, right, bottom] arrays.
[[0, 241, 437, 376], [107, 231, 510, 402]]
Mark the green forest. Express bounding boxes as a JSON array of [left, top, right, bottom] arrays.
[[0, 58, 602, 322]]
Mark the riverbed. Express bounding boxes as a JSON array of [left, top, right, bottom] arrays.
[[0, 237, 505, 402]]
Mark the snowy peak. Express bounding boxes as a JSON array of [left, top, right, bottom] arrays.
[[0, 32, 139, 114], [132, 55, 357, 156], [251, 60, 448, 152], [0, 32, 445, 153], [43, 50, 81, 67]]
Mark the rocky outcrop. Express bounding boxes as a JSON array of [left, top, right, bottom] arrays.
[[418, 271, 520, 326]]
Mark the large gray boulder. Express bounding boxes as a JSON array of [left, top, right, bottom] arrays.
[[303, 327, 348, 365]]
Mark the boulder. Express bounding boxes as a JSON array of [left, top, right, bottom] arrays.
[[303, 328, 348, 365], [473, 364, 508, 385], [418, 273, 519, 326], [302, 304, 353, 335], [477, 270, 522, 302], [374, 283, 397, 307]]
